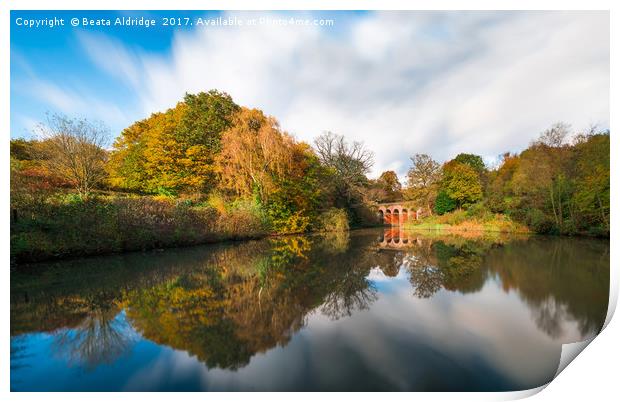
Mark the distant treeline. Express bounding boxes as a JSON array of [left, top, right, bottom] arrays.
[[405, 123, 609, 236], [9, 90, 609, 261]]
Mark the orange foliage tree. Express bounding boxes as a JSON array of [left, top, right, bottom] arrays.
[[217, 108, 327, 233], [108, 90, 239, 194]]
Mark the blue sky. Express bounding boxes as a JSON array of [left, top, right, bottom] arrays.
[[11, 10, 609, 178], [11, 10, 218, 137]]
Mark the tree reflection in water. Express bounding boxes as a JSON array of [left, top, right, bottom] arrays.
[[52, 298, 135, 370], [379, 228, 609, 340], [11, 228, 609, 372], [116, 232, 381, 369]]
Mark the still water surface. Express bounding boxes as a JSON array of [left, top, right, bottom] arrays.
[[10, 229, 609, 391]]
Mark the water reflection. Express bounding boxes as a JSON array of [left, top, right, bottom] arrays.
[[10, 228, 609, 391], [52, 307, 135, 369]]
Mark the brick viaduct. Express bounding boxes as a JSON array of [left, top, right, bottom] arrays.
[[376, 202, 423, 226]]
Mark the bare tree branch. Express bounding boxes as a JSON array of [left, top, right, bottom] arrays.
[[34, 113, 110, 197]]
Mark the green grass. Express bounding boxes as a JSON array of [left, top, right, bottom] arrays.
[[405, 209, 530, 234]]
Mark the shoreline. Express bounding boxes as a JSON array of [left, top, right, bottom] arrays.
[[10, 227, 373, 268], [402, 224, 530, 235], [12, 222, 609, 268], [401, 223, 608, 239]]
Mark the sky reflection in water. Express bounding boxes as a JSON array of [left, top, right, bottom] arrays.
[[10, 229, 609, 391]]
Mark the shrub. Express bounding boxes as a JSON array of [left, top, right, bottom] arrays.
[[560, 219, 577, 236], [155, 186, 177, 197], [525, 208, 554, 234], [466, 202, 485, 218], [438, 209, 468, 225], [587, 225, 608, 237], [205, 192, 228, 214], [466, 202, 495, 222], [434, 190, 457, 215], [214, 200, 268, 239], [316, 208, 350, 232], [264, 199, 312, 234], [270, 211, 311, 234]]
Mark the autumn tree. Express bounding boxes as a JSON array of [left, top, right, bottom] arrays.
[[511, 123, 572, 233], [217, 108, 291, 199], [34, 114, 110, 197], [405, 153, 441, 215], [10, 139, 37, 161], [572, 132, 610, 234], [439, 160, 483, 210], [483, 123, 609, 235], [378, 171, 402, 200], [367, 171, 402, 203], [485, 152, 520, 213], [510, 124, 575, 233], [217, 108, 325, 233], [108, 91, 239, 194], [107, 115, 157, 192]]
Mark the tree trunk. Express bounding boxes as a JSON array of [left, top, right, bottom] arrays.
[[549, 185, 559, 228], [597, 194, 609, 230], [557, 181, 564, 230]]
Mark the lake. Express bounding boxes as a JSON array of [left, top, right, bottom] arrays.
[[10, 228, 609, 391]]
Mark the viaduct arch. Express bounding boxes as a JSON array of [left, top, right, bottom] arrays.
[[377, 202, 423, 226]]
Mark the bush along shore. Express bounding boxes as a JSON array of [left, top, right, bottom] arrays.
[[10, 193, 351, 264]]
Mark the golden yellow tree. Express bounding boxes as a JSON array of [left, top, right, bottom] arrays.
[[217, 108, 295, 202], [108, 90, 239, 194]]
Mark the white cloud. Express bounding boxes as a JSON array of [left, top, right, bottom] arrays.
[[80, 11, 609, 179], [77, 32, 144, 89], [28, 79, 132, 129]]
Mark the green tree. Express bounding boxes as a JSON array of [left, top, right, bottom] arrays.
[[573, 132, 610, 234], [440, 160, 483, 209], [454, 153, 485, 174], [434, 190, 457, 215], [176, 90, 240, 151], [485, 152, 520, 213]]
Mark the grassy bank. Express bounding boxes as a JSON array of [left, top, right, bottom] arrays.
[[10, 195, 268, 264], [10, 193, 352, 265], [405, 209, 530, 234]]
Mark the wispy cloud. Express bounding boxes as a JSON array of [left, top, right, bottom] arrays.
[[77, 32, 144, 89], [27, 78, 132, 130], [16, 115, 41, 137], [76, 11, 609, 178]]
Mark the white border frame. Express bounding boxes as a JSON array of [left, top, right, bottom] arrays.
[[1, 1, 616, 401]]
